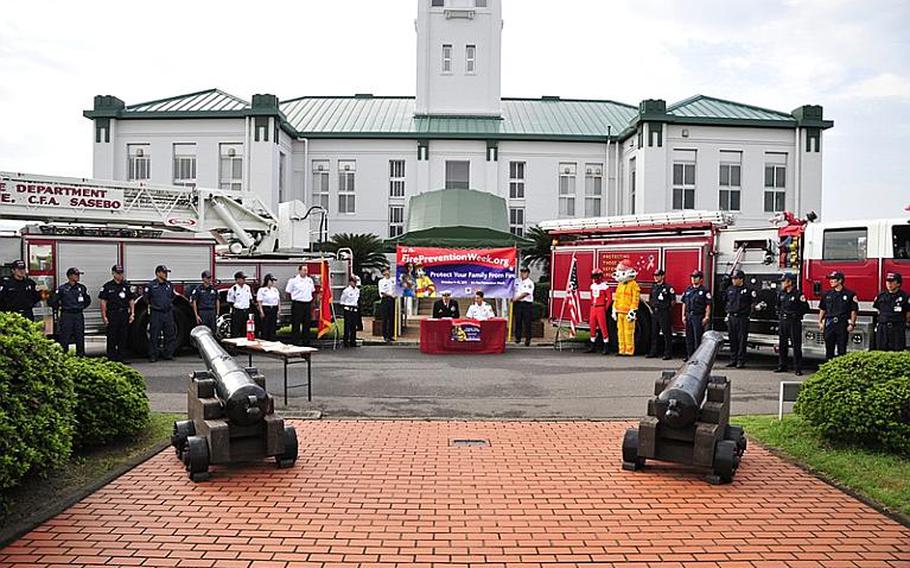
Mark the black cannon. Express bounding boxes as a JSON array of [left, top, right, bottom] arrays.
[[171, 326, 298, 481], [622, 331, 747, 484]]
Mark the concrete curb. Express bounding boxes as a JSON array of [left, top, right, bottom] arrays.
[[0, 440, 171, 549]]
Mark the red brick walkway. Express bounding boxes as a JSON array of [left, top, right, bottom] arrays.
[[1, 421, 907, 568]]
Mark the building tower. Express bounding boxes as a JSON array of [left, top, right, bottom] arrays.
[[415, 0, 502, 117]]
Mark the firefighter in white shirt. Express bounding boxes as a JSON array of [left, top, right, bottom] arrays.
[[513, 267, 535, 346], [466, 290, 495, 321], [340, 276, 361, 347], [226, 271, 253, 338], [587, 269, 612, 354], [377, 268, 397, 342], [285, 264, 315, 346]]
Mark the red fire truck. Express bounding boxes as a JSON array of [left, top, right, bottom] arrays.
[[1, 172, 349, 353], [541, 210, 910, 358]]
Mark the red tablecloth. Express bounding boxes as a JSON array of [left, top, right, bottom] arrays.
[[420, 318, 507, 354]]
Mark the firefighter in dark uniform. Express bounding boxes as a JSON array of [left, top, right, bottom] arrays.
[[190, 270, 220, 334], [0, 259, 41, 320], [873, 272, 908, 351], [817, 271, 858, 360], [646, 268, 674, 360], [723, 269, 755, 368], [145, 265, 177, 362], [681, 269, 712, 358], [775, 272, 810, 375], [98, 264, 135, 362], [48, 267, 90, 356]]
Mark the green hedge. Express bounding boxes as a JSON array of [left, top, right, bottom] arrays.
[[359, 285, 379, 316], [66, 358, 150, 449], [0, 313, 75, 493], [795, 351, 910, 455]]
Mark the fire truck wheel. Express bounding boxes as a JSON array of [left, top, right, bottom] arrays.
[[216, 313, 232, 340], [633, 302, 652, 355], [127, 310, 150, 358]]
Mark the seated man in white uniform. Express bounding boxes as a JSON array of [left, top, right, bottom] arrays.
[[465, 290, 495, 321]]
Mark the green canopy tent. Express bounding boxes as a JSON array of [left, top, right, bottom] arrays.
[[387, 188, 531, 248]]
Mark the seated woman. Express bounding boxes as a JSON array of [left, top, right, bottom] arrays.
[[465, 290, 495, 321]]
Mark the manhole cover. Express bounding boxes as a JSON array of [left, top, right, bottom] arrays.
[[451, 439, 490, 447]]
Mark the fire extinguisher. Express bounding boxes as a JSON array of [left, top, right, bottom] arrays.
[[246, 313, 256, 341]]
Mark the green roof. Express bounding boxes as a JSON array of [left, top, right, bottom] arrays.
[[389, 188, 530, 247], [124, 89, 249, 113], [85, 89, 831, 140], [668, 95, 793, 122]]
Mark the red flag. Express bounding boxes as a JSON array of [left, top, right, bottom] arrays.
[[565, 254, 583, 336], [317, 261, 334, 338]]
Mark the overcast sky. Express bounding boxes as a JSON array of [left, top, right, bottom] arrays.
[[1, 0, 908, 221]]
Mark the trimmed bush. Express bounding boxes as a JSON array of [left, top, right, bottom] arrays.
[[66, 357, 150, 449], [795, 351, 910, 455], [359, 284, 379, 316], [0, 313, 75, 493]]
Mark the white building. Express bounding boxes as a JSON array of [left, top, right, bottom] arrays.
[[85, 0, 832, 240]]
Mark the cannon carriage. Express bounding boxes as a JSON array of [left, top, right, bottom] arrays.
[[622, 331, 747, 484], [171, 326, 298, 481]]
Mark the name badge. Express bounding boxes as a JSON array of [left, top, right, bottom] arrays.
[[896, 306, 903, 312], [657, 294, 664, 300], [119, 291, 126, 298], [77, 295, 84, 302], [843, 295, 848, 301]]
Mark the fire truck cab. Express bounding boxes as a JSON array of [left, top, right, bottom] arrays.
[[542, 211, 909, 358]]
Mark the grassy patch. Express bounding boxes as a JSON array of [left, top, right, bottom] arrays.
[[0, 412, 183, 531], [733, 414, 910, 517]]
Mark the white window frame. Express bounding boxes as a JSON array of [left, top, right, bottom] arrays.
[[172, 143, 197, 188], [629, 157, 637, 215], [278, 152, 287, 202], [509, 161, 525, 199], [389, 205, 405, 238], [218, 143, 243, 191], [127, 144, 150, 181], [719, 162, 742, 212], [465, 44, 476, 74], [672, 162, 696, 210], [442, 44, 453, 74], [584, 163, 603, 217], [558, 162, 576, 218], [338, 160, 356, 214], [311, 160, 330, 211], [445, 160, 470, 190], [764, 164, 787, 213], [389, 160, 406, 198], [509, 206, 525, 237]]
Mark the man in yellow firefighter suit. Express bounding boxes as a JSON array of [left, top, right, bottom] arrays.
[[611, 261, 641, 356]]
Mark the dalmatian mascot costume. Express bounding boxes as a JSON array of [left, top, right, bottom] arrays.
[[611, 260, 641, 356]]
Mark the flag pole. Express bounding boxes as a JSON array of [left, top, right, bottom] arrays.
[[553, 251, 576, 351]]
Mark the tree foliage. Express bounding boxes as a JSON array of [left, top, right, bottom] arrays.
[[519, 226, 553, 281]]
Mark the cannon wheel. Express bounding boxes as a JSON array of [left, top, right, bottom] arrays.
[[710, 439, 740, 484], [621, 428, 645, 471], [724, 424, 747, 456], [276, 426, 298, 468], [183, 435, 211, 482], [171, 420, 196, 459]]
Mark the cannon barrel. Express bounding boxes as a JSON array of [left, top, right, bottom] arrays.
[[654, 331, 724, 428], [190, 326, 269, 426]]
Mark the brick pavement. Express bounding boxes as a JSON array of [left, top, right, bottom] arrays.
[[1, 420, 907, 568]]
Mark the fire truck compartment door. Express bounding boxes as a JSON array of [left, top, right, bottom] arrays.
[[56, 241, 118, 326], [124, 243, 212, 283]]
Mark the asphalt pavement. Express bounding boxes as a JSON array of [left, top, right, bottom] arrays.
[[132, 344, 814, 419]]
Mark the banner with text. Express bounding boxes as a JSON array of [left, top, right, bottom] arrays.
[[396, 246, 517, 299], [1, 177, 125, 212], [599, 249, 660, 282]]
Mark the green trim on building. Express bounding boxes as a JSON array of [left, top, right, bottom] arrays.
[[83, 89, 833, 144]]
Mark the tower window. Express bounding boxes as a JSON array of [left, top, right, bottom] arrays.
[[432, 0, 444, 6], [466, 45, 476, 73], [475, 0, 488, 6], [442, 44, 452, 73]]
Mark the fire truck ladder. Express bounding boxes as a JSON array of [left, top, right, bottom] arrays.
[[540, 210, 735, 235], [1, 172, 302, 254]]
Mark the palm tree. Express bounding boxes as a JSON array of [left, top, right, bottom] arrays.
[[325, 233, 389, 284], [520, 225, 553, 281]]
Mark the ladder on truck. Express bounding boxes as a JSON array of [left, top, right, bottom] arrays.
[[0, 171, 323, 254], [540, 210, 735, 235]]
